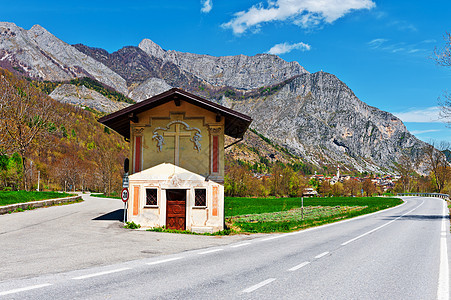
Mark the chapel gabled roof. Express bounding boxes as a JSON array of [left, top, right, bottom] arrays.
[[98, 88, 252, 140]]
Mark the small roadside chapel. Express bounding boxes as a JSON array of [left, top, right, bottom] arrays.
[[99, 88, 252, 233]]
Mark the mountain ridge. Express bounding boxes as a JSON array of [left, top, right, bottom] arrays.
[[0, 22, 430, 174]]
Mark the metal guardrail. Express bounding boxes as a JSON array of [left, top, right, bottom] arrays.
[[396, 193, 450, 200]]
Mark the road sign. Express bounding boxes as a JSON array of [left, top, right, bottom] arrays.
[[122, 173, 129, 188], [121, 188, 129, 203]]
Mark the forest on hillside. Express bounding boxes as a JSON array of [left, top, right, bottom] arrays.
[[0, 68, 128, 195]]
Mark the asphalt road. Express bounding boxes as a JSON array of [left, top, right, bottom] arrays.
[[0, 193, 249, 280], [0, 196, 449, 299]]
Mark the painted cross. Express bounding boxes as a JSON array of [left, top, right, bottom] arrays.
[[164, 123, 192, 166]]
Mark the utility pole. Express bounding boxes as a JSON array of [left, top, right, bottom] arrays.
[[37, 171, 40, 191]]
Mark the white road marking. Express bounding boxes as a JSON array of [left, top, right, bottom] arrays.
[[260, 235, 284, 242], [0, 283, 52, 296], [315, 252, 329, 259], [198, 248, 223, 255], [437, 200, 449, 300], [72, 267, 131, 280], [341, 200, 424, 246], [241, 278, 276, 293], [146, 257, 183, 265], [231, 242, 251, 248], [288, 261, 310, 271]]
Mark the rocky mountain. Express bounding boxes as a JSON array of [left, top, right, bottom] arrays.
[[0, 22, 430, 173], [220, 72, 423, 173], [138, 38, 308, 90], [49, 84, 129, 113], [0, 22, 128, 95]]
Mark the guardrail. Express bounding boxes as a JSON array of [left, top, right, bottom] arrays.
[[0, 195, 82, 214], [396, 193, 450, 200]]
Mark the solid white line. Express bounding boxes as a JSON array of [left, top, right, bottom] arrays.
[[198, 248, 223, 255], [231, 242, 251, 248], [72, 267, 131, 280], [288, 261, 310, 271], [437, 201, 449, 300], [260, 235, 284, 242], [241, 278, 276, 293], [341, 200, 424, 246], [146, 257, 183, 265], [0, 283, 52, 296], [315, 252, 329, 259]]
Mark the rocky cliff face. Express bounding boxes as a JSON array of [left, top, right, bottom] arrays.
[[139, 38, 309, 90], [0, 22, 128, 94], [50, 84, 130, 113], [220, 72, 426, 172]]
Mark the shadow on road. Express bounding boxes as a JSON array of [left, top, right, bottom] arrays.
[[93, 209, 123, 221], [383, 214, 450, 221]]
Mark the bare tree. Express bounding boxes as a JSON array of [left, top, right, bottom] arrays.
[[0, 70, 58, 190], [422, 141, 449, 193], [435, 32, 451, 123]]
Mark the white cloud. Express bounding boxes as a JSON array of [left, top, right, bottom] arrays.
[[267, 42, 311, 55], [201, 0, 212, 13], [367, 38, 428, 55], [410, 129, 441, 135], [222, 0, 376, 34], [393, 107, 442, 123]]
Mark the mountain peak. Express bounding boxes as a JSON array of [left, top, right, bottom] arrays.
[[139, 38, 166, 59]]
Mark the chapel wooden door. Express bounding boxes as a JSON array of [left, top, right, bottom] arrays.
[[166, 189, 186, 230]]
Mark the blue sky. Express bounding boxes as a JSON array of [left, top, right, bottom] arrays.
[[2, 0, 450, 144]]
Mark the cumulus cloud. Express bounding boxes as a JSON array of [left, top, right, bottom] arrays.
[[222, 0, 375, 34], [393, 107, 442, 123], [267, 42, 311, 55], [201, 0, 212, 13]]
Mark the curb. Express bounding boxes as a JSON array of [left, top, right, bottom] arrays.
[[0, 195, 83, 215]]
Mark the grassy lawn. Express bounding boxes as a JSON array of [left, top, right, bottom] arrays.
[[225, 196, 402, 233], [0, 191, 73, 206], [90, 193, 121, 199]]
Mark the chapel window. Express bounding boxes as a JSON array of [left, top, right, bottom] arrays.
[[146, 188, 158, 206], [194, 189, 207, 207]]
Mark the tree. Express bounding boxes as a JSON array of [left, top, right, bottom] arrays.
[[435, 32, 451, 123], [343, 179, 360, 196], [362, 178, 376, 196], [0, 70, 58, 190], [422, 141, 449, 193]]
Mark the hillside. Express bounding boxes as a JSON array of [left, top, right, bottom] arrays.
[[0, 68, 129, 192]]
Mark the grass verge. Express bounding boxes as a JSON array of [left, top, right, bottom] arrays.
[[90, 193, 121, 199], [225, 196, 402, 233], [0, 191, 73, 206]]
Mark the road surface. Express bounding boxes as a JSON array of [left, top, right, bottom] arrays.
[[0, 196, 449, 299]]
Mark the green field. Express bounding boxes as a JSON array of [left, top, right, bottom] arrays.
[[90, 193, 121, 199], [0, 191, 72, 206], [225, 196, 402, 233]]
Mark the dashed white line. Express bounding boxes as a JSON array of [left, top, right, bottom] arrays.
[[231, 242, 251, 248], [437, 200, 449, 300], [146, 257, 183, 265], [288, 261, 310, 271], [72, 267, 131, 280], [315, 252, 329, 259], [241, 278, 276, 293], [0, 283, 52, 296], [198, 248, 223, 255], [341, 200, 424, 246]]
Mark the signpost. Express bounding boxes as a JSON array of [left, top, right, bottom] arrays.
[[121, 187, 129, 223], [122, 159, 130, 223]]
